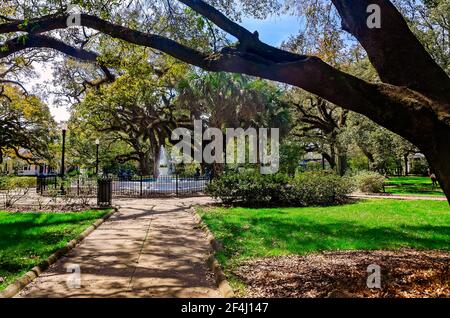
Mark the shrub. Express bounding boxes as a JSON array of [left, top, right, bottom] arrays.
[[353, 171, 386, 193], [207, 170, 291, 205], [0, 176, 36, 190], [207, 170, 352, 206], [410, 159, 429, 176], [0, 176, 35, 208], [290, 172, 353, 206], [14, 177, 36, 188]]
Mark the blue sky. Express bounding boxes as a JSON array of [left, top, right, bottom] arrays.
[[240, 14, 303, 46], [29, 14, 302, 122]]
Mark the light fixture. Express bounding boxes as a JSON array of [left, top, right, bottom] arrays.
[[61, 123, 68, 131], [95, 138, 100, 145]]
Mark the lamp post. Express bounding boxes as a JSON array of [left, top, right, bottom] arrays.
[[95, 138, 100, 175], [60, 123, 68, 194]]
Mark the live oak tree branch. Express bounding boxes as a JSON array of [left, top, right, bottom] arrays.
[[0, 0, 449, 201], [330, 0, 450, 106]]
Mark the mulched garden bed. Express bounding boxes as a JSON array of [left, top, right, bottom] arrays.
[[2, 204, 97, 213], [233, 249, 450, 298]]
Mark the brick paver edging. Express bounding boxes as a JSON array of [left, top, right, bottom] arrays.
[[186, 206, 234, 298], [0, 207, 118, 298]]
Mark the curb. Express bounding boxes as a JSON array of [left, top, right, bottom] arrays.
[[186, 205, 234, 298], [0, 206, 118, 298]]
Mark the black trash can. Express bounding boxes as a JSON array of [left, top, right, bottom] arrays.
[[97, 178, 112, 207]]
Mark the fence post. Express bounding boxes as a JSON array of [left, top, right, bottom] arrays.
[[176, 173, 179, 197], [36, 176, 41, 194], [140, 175, 143, 197], [77, 177, 80, 196]]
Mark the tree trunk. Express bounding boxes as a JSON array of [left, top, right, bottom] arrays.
[[404, 154, 409, 176], [322, 152, 335, 169], [418, 124, 450, 204], [152, 148, 161, 178], [139, 154, 151, 176], [337, 154, 347, 176], [424, 149, 450, 204], [336, 145, 348, 176]]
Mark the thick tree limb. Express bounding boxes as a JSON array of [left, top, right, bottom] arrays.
[[0, 34, 114, 87], [0, 34, 99, 62], [0, 14, 211, 68], [0, 0, 450, 155], [331, 0, 450, 106], [177, 0, 303, 63]]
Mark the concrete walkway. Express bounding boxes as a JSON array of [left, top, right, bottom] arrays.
[[350, 193, 447, 201], [18, 197, 221, 298]]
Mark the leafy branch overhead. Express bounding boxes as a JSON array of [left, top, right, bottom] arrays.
[[0, 0, 449, 202]]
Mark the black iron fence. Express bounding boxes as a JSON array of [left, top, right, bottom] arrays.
[[36, 174, 58, 195], [36, 174, 211, 198]]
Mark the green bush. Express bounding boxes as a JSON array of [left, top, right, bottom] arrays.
[[410, 159, 429, 176], [207, 170, 352, 206], [291, 172, 353, 206], [207, 170, 290, 205], [0, 176, 36, 190], [353, 171, 386, 193]]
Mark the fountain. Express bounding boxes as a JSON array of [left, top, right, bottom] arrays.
[[157, 146, 172, 177], [116, 145, 206, 194]]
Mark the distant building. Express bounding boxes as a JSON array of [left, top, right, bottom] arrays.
[[1, 149, 52, 176], [17, 164, 52, 176], [299, 152, 325, 171]]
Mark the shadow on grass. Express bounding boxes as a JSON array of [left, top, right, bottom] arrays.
[[0, 211, 106, 289], [211, 216, 450, 265]]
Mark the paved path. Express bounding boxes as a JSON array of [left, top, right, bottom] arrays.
[[18, 197, 221, 298], [350, 193, 447, 201]]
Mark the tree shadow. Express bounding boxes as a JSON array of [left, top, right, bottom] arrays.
[[212, 216, 450, 263]]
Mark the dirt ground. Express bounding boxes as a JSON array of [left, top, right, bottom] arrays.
[[233, 249, 450, 298]]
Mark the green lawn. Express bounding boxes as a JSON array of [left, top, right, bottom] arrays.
[[198, 200, 450, 267], [0, 210, 110, 291], [384, 176, 444, 196]]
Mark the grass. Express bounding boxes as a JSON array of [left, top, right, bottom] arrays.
[[0, 209, 110, 291], [197, 199, 450, 268], [384, 176, 444, 196]]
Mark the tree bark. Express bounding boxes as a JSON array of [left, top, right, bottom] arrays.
[[152, 147, 161, 178], [337, 154, 348, 177], [404, 154, 409, 176], [322, 152, 336, 170], [139, 154, 151, 176], [421, 129, 450, 204]]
